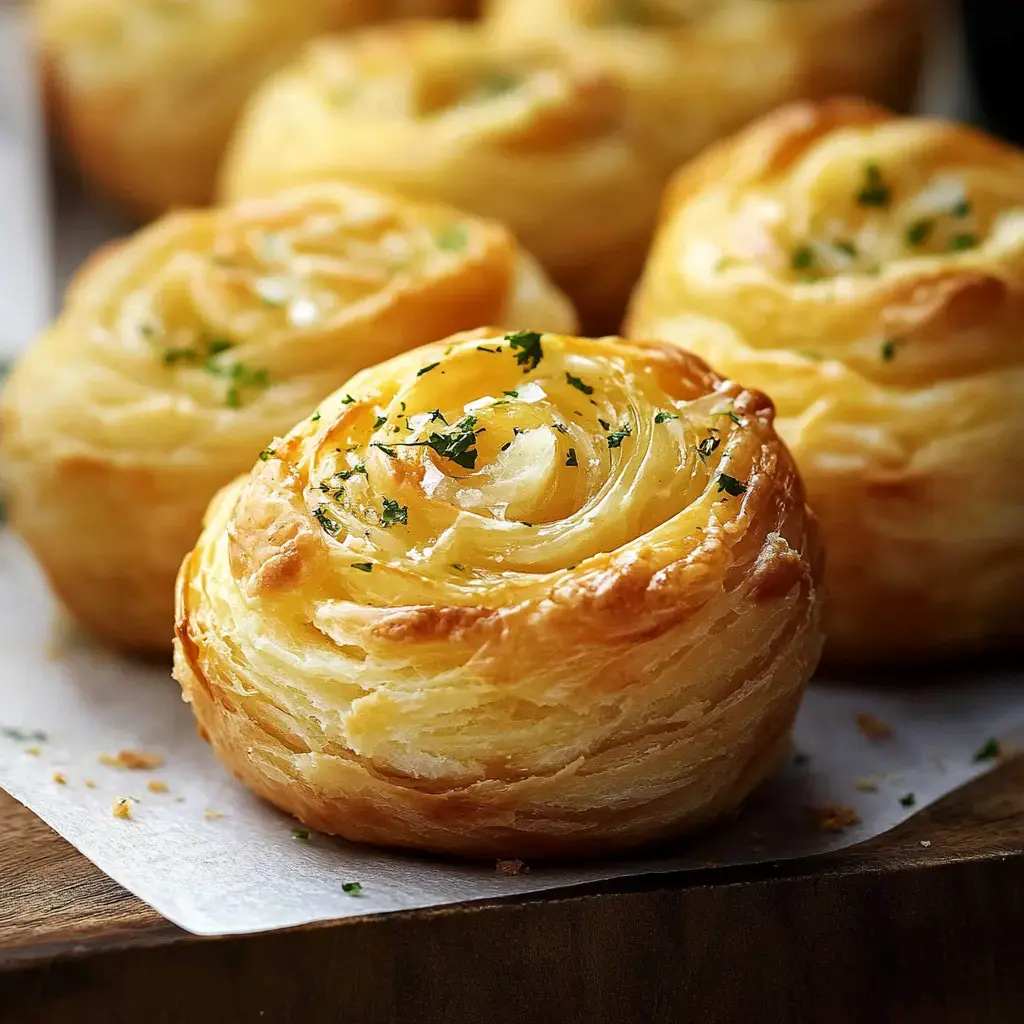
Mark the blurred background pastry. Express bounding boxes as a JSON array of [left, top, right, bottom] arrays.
[[627, 99, 1024, 663], [174, 328, 824, 857], [220, 20, 664, 332], [0, 182, 573, 654], [36, 0, 477, 218]]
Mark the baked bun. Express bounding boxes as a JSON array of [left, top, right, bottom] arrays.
[[0, 182, 574, 654], [627, 100, 1024, 662], [219, 21, 666, 332], [36, 0, 477, 218], [484, 0, 924, 124], [173, 328, 824, 858]]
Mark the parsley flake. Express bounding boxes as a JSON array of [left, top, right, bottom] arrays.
[[417, 362, 441, 377], [162, 347, 199, 366], [857, 162, 891, 207], [341, 394, 356, 405], [654, 410, 679, 424], [906, 219, 933, 246], [337, 464, 367, 480], [291, 827, 310, 840], [1, 726, 47, 743], [436, 224, 468, 252], [313, 506, 341, 536], [952, 198, 972, 218], [791, 246, 815, 272], [373, 415, 387, 429], [342, 881, 363, 896], [371, 443, 397, 457], [834, 239, 857, 257], [606, 423, 632, 449], [716, 474, 747, 497], [351, 563, 373, 573], [506, 331, 543, 372], [381, 497, 408, 528], [899, 793, 916, 808], [696, 435, 721, 462], [566, 373, 593, 395], [401, 415, 480, 469], [948, 233, 978, 252], [973, 737, 1001, 762], [565, 447, 578, 467], [311, 411, 321, 422], [258, 448, 275, 462], [881, 338, 899, 362]]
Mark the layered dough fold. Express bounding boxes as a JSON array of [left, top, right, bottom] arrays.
[[174, 329, 823, 857]]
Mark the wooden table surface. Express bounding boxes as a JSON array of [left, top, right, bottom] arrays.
[[2, 756, 1024, 1024]]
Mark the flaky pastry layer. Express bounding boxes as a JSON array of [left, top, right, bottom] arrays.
[[174, 329, 823, 858], [628, 100, 1024, 662], [0, 182, 574, 653]]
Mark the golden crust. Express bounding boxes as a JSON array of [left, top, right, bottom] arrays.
[[173, 329, 824, 858], [627, 99, 1024, 663], [0, 182, 575, 654], [36, 0, 477, 218], [219, 21, 667, 332]]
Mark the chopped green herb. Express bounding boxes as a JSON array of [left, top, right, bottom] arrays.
[[258, 448, 275, 462], [1, 726, 47, 743], [337, 464, 367, 480], [311, 411, 321, 422], [139, 324, 155, 339], [565, 447, 578, 467], [696, 435, 721, 462], [471, 70, 519, 100], [352, 563, 373, 573], [342, 881, 363, 896], [716, 473, 747, 497], [606, 423, 632, 449], [791, 246, 815, 272], [313, 506, 341, 536], [506, 330, 543, 372], [503, 390, 519, 399], [905, 218, 933, 246], [401, 415, 480, 469], [429, 409, 448, 425], [834, 239, 857, 257], [553, 423, 569, 434], [341, 394, 356, 405], [371, 443, 397, 457], [436, 224, 468, 252], [654, 410, 679, 424], [291, 827, 310, 840], [857, 162, 891, 207], [598, 418, 611, 431], [952, 198, 972, 218], [973, 737, 1001, 762], [451, 563, 466, 571], [881, 338, 899, 362], [207, 338, 234, 357], [381, 497, 408, 528], [948, 233, 978, 252], [476, 345, 500, 353], [417, 362, 441, 377], [225, 386, 241, 409], [162, 347, 199, 365], [899, 793, 916, 808], [566, 373, 593, 395], [373, 415, 388, 429]]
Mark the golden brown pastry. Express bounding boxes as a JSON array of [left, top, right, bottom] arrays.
[[0, 182, 575, 654], [173, 328, 824, 858], [627, 99, 1024, 663], [219, 21, 667, 332], [483, 0, 924, 122], [36, 0, 477, 218]]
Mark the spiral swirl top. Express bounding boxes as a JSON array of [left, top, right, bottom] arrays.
[[174, 329, 823, 857]]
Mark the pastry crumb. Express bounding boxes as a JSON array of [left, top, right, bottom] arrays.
[[496, 859, 529, 877], [854, 777, 879, 792], [53, 772, 67, 785], [855, 713, 893, 741], [25, 746, 41, 757], [920, 840, 932, 848], [99, 749, 164, 770], [112, 797, 133, 820], [203, 808, 224, 821], [84, 779, 97, 789], [146, 780, 169, 794], [808, 804, 860, 832]]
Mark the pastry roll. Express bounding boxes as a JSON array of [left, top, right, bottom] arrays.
[[484, 0, 924, 126], [627, 100, 1024, 662], [173, 328, 824, 858], [219, 21, 667, 332], [0, 182, 574, 654], [37, 0, 477, 218]]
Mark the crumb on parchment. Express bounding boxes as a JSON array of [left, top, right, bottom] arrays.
[[496, 859, 529, 877], [53, 772, 67, 785], [112, 797, 133, 820], [84, 780, 97, 789], [25, 747, 41, 757], [204, 809, 224, 821], [854, 777, 879, 792], [808, 805, 860, 832], [920, 840, 932, 848], [99, 749, 165, 770], [855, 713, 893, 741], [146, 780, 169, 794]]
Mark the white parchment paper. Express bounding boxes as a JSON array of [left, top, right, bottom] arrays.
[[1, 531, 1022, 936]]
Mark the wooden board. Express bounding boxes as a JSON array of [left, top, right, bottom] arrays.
[[2, 759, 1024, 1024]]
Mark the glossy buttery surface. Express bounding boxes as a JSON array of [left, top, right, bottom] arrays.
[[628, 100, 1024, 662], [175, 330, 824, 858]]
